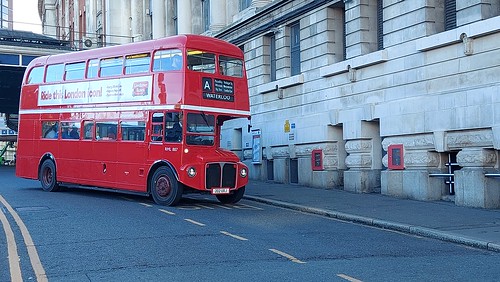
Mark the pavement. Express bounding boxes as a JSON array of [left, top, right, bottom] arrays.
[[243, 180, 500, 252]]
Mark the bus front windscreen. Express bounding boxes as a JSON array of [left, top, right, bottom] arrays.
[[186, 113, 215, 146]]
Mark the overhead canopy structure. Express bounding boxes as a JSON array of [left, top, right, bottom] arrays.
[[0, 29, 71, 131], [0, 65, 25, 114]]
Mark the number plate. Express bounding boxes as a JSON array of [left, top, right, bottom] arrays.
[[211, 188, 230, 194]]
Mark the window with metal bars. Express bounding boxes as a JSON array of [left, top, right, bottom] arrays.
[[290, 158, 298, 184], [267, 159, 274, 181], [444, 0, 456, 31], [202, 0, 211, 32], [269, 34, 276, 81], [240, 0, 251, 11], [290, 22, 301, 76], [377, 0, 384, 50]]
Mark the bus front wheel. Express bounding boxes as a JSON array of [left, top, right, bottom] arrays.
[[150, 167, 183, 206], [39, 159, 60, 192], [216, 186, 245, 204]]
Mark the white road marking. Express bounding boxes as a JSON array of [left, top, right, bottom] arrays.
[[0, 195, 48, 282], [337, 273, 363, 282], [0, 204, 22, 281], [158, 209, 176, 215], [184, 218, 206, 226], [269, 248, 306, 264], [220, 231, 248, 241]]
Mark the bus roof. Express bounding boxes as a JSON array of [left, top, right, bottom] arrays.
[[28, 35, 243, 67]]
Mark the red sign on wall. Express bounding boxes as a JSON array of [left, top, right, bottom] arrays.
[[388, 144, 404, 170], [311, 149, 323, 171]]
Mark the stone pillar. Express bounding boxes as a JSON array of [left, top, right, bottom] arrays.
[[295, 140, 346, 189], [494, 126, 500, 150], [343, 120, 382, 193], [455, 148, 500, 208], [43, 0, 58, 38], [130, 0, 144, 41], [381, 134, 447, 201], [178, 0, 192, 34], [252, 0, 272, 7], [116, 0, 131, 44], [344, 138, 380, 193], [269, 146, 290, 184], [165, 0, 177, 36], [152, 0, 165, 38], [344, 0, 378, 59], [457, 0, 499, 26], [210, 0, 226, 33]]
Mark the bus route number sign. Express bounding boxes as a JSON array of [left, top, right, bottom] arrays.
[[202, 77, 234, 102]]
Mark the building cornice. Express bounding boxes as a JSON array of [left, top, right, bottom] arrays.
[[216, 0, 332, 45]]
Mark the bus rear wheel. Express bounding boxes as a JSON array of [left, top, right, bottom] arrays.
[[216, 186, 245, 204], [150, 166, 183, 206], [39, 159, 60, 192]]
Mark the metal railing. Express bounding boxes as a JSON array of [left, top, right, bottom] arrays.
[[428, 154, 460, 195]]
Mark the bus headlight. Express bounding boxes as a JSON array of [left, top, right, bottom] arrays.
[[187, 167, 197, 177], [240, 167, 248, 178]]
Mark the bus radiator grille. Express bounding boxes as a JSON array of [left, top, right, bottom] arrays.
[[206, 163, 236, 189]]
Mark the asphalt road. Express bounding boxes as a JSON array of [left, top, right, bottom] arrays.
[[1, 166, 500, 281]]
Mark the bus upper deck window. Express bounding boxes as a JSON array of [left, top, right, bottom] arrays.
[[187, 50, 215, 73], [65, 62, 86, 81], [219, 55, 243, 77], [45, 64, 64, 83], [100, 57, 123, 77], [87, 59, 99, 78], [27, 66, 44, 84], [153, 49, 183, 72], [125, 53, 151, 74]]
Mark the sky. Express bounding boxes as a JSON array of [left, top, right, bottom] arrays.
[[13, 0, 42, 33]]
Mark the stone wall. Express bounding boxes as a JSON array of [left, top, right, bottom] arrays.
[[217, 0, 500, 208]]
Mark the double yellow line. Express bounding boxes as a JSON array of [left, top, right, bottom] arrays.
[[0, 195, 47, 282]]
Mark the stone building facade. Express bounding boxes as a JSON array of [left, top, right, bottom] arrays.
[[39, 0, 500, 208], [217, 0, 500, 209]]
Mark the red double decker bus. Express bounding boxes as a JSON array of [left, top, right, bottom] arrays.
[[16, 35, 250, 206]]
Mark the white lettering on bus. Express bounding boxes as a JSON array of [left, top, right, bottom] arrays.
[[37, 76, 152, 106], [65, 89, 87, 99], [88, 88, 103, 98]]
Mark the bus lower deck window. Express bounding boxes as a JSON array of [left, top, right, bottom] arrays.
[[121, 121, 146, 141], [61, 122, 81, 139], [42, 121, 59, 139], [96, 122, 118, 140]]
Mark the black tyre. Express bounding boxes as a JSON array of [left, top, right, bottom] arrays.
[[216, 186, 245, 204], [150, 166, 183, 206], [39, 159, 60, 192]]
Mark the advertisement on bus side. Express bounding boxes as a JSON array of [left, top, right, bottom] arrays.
[[37, 75, 153, 106]]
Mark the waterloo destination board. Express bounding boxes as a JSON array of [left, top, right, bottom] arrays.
[[202, 77, 234, 102]]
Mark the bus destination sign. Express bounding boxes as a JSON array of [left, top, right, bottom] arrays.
[[202, 77, 234, 102]]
